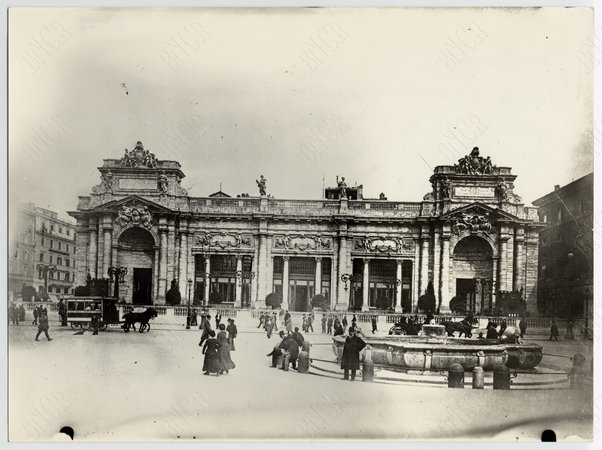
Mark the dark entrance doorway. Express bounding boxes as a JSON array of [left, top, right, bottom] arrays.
[[456, 278, 476, 312], [291, 283, 311, 312], [133, 268, 152, 305]]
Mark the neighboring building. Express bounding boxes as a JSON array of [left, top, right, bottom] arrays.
[[69, 142, 543, 314], [533, 173, 593, 319], [8, 203, 77, 300]]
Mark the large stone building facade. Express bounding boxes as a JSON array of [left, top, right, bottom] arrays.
[[533, 173, 593, 319], [69, 142, 542, 314]]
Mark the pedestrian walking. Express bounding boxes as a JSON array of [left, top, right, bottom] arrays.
[[327, 315, 333, 334], [371, 316, 377, 334], [265, 315, 274, 339], [32, 306, 39, 325], [333, 321, 344, 336], [321, 316, 327, 334], [352, 315, 357, 329], [302, 314, 308, 332], [272, 312, 278, 331], [519, 317, 527, 338], [307, 314, 314, 333], [190, 308, 198, 327], [285, 315, 293, 333], [226, 318, 237, 351], [9, 303, 19, 325], [35, 312, 52, 341], [90, 311, 100, 335], [58, 299, 67, 326], [199, 314, 213, 347], [217, 324, 236, 374], [340, 327, 365, 381], [342, 315, 348, 329], [18, 304, 26, 323], [549, 320, 560, 341], [257, 312, 265, 328], [215, 312, 222, 330], [202, 330, 223, 376]]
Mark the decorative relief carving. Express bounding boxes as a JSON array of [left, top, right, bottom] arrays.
[[273, 235, 333, 251], [451, 212, 492, 235], [194, 232, 253, 249], [114, 205, 153, 229], [354, 237, 415, 253], [454, 147, 494, 175], [119, 141, 158, 168]]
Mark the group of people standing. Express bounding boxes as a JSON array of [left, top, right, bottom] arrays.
[[9, 302, 53, 341], [198, 313, 237, 376], [323, 314, 358, 336], [8, 302, 25, 325], [267, 327, 306, 370]]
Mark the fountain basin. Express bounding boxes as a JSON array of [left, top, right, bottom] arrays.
[[332, 335, 543, 371]]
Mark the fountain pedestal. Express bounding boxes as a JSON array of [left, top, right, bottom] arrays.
[[420, 324, 446, 338]]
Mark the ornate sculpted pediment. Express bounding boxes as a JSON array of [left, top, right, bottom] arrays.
[[273, 235, 333, 252], [454, 147, 494, 175], [451, 211, 493, 235], [354, 237, 415, 253], [194, 232, 253, 249], [119, 141, 158, 168], [114, 205, 153, 229]]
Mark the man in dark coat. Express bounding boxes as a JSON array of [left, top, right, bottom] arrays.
[[292, 327, 304, 347], [199, 314, 213, 346], [341, 327, 365, 381], [486, 322, 499, 340], [35, 312, 52, 341], [215, 312, 222, 330], [341, 315, 348, 329], [257, 312, 265, 328], [18, 304, 26, 322], [32, 306, 39, 325], [549, 320, 560, 341], [226, 318, 238, 350], [333, 322, 344, 336], [371, 316, 377, 334], [327, 316, 333, 334], [280, 335, 300, 370]]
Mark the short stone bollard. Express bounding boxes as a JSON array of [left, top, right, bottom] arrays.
[[302, 341, 311, 353], [570, 352, 586, 388], [448, 363, 464, 388], [298, 351, 310, 373], [472, 366, 484, 389], [282, 354, 290, 371], [275, 354, 283, 368], [362, 345, 374, 382], [493, 364, 510, 390]]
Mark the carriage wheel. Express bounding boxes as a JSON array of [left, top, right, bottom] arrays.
[[100, 322, 108, 331]]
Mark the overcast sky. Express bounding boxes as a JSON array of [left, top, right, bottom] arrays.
[[8, 7, 594, 223]]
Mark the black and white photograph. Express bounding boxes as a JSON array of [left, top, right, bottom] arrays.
[[4, 3, 599, 444]]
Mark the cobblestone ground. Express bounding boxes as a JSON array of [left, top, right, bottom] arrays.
[[8, 318, 593, 442]]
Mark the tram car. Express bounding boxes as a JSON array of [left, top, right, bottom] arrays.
[[66, 296, 121, 331]]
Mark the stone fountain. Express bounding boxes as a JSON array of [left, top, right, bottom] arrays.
[[332, 324, 542, 371]]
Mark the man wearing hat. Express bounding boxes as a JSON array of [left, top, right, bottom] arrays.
[[198, 314, 213, 347], [340, 327, 365, 381]]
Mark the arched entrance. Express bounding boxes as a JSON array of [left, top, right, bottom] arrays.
[[452, 236, 494, 313], [116, 227, 156, 305]]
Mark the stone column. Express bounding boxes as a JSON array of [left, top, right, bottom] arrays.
[[252, 232, 260, 307], [234, 255, 243, 308], [282, 256, 290, 310], [88, 219, 98, 278], [491, 258, 498, 311], [315, 257, 322, 295], [256, 232, 268, 302], [166, 223, 175, 287], [440, 234, 451, 312], [265, 236, 274, 297], [329, 257, 336, 310], [362, 258, 370, 312], [158, 225, 168, 302], [412, 241, 420, 312], [335, 234, 349, 309], [499, 234, 509, 291], [420, 236, 430, 296], [513, 228, 525, 292], [178, 229, 188, 303], [204, 255, 211, 306], [153, 246, 159, 303], [524, 232, 539, 315], [102, 219, 112, 278], [432, 229, 441, 309], [395, 259, 403, 312]]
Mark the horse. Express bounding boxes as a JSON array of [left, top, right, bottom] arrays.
[[441, 318, 476, 337], [122, 308, 158, 333]]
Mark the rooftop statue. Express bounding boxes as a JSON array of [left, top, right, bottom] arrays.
[[119, 141, 158, 168], [454, 147, 494, 175], [337, 176, 348, 199], [256, 175, 267, 197]]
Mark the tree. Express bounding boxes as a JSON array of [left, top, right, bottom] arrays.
[[417, 281, 436, 313], [310, 294, 328, 310], [265, 292, 282, 310], [449, 296, 467, 314], [21, 285, 38, 302]]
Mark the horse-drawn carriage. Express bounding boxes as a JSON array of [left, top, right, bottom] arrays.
[[66, 296, 120, 331], [66, 297, 158, 333]]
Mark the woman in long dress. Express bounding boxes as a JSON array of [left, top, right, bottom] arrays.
[[202, 330, 223, 376], [217, 324, 236, 374]]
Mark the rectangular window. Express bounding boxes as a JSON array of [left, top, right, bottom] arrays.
[[41, 237, 45, 246], [66, 258, 70, 267], [64, 272, 69, 281], [50, 240, 54, 249], [57, 257, 63, 266], [39, 253, 44, 262], [66, 244, 70, 252], [59, 227, 63, 234], [58, 242, 62, 250], [67, 229, 71, 236], [64, 287, 69, 294], [51, 224, 54, 232]]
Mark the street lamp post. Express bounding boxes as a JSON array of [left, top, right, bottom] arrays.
[[107, 266, 128, 299], [341, 273, 362, 310], [36, 263, 57, 300], [186, 278, 193, 329]]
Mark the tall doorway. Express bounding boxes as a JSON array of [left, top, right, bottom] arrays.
[[133, 268, 152, 305], [452, 236, 494, 314]]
